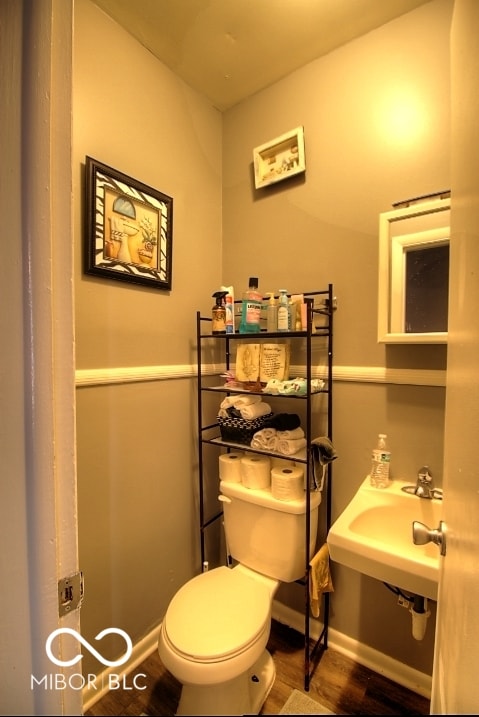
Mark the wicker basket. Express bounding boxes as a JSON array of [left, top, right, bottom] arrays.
[[217, 413, 273, 445]]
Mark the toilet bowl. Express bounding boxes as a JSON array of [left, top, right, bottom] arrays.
[[158, 564, 279, 716], [158, 481, 321, 716]]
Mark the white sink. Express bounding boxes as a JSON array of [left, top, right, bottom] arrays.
[[327, 477, 442, 600]]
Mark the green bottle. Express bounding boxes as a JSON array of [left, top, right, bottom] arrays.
[[239, 277, 262, 333]]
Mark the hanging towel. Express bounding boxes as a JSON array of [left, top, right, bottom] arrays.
[[309, 543, 334, 618], [310, 436, 338, 491]]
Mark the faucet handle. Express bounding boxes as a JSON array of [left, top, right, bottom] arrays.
[[418, 465, 433, 483]]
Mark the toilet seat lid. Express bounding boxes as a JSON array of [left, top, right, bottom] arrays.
[[163, 566, 271, 661]]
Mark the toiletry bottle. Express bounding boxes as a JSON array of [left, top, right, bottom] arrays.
[[212, 291, 228, 334], [288, 297, 295, 331], [239, 277, 262, 333], [277, 289, 289, 331], [266, 292, 277, 332], [224, 293, 235, 333], [369, 433, 391, 488]]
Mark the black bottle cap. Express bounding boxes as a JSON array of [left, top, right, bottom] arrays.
[[249, 277, 259, 288]]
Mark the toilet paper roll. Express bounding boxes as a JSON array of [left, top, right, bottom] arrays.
[[219, 451, 244, 483], [271, 456, 297, 469], [240, 455, 271, 489], [271, 465, 304, 501]]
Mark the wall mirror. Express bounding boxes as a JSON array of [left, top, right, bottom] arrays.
[[378, 195, 450, 344]]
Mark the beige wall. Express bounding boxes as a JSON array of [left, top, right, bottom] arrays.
[[74, 0, 223, 676], [75, 0, 452, 685], [222, 0, 451, 677]]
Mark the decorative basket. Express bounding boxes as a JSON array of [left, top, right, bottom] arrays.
[[217, 413, 273, 445]]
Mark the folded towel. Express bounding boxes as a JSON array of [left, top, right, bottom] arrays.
[[220, 394, 261, 410], [278, 378, 307, 395], [263, 378, 325, 395], [310, 436, 338, 491], [251, 428, 277, 450], [262, 379, 283, 394], [276, 437, 307, 456], [232, 394, 261, 407], [309, 543, 334, 618], [239, 401, 272, 420], [269, 413, 301, 431], [276, 427, 305, 440]]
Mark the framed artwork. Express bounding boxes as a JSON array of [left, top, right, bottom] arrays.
[[84, 156, 173, 290], [253, 126, 306, 189]]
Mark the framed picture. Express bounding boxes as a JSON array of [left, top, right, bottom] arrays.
[[253, 126, 306, 189], [84, 156, 173, 290]]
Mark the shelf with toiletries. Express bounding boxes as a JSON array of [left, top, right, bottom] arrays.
[[196, 286, 335, 693]]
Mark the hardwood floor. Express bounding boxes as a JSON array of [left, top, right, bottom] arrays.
[[84, 619, 430, 716]]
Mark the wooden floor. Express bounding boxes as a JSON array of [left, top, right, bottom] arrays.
[[85, 619, 430, 716]]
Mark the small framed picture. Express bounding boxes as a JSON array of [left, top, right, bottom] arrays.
[[253, 126, 306, 189], [84, 156, 173, 290]]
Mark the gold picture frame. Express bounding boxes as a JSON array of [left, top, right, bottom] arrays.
[[253, 126, 306, 189]]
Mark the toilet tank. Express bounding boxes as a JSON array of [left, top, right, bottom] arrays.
[[219, 480, 322, 583]]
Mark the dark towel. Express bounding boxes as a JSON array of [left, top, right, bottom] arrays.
[[267, 413, 301, 431], [310, 436, 337, 490]]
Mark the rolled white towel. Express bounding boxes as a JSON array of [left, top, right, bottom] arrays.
[[251, 428, 277, 450], [239, 401, 272, 420], [276, 427, 305, 440], [220, 393, 260, 410], [233, 394, 261, 407], [276, 437, 307, 456]]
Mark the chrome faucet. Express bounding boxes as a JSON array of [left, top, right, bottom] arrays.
[[415, 466, 436, 499]]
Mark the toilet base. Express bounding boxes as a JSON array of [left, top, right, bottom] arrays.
[[176, 649, 276, 716]]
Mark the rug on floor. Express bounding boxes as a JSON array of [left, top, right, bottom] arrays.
[[279, 688, 335, 715]]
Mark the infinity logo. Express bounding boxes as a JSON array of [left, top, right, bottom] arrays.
[[46, 628, 133, 667]]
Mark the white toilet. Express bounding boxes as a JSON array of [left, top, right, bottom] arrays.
[[158, 479, 322, 716]]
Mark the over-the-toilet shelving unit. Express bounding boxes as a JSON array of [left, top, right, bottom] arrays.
[[195, 285, 334, 692]]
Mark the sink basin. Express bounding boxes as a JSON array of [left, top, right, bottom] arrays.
[[327, 477, 442, 600]]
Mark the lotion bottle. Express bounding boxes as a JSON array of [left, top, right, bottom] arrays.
[[277, 289, 289, 332], [266, 292, 277, 332]]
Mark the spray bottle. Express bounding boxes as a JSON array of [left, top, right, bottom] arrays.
[[212, 291, 228, 334]]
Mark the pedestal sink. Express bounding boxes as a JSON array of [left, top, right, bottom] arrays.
[[327, 477, 442, 600]]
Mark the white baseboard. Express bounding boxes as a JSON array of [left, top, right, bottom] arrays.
[[272, 600, 432, 699], [82, 605, 431, 712], [82, 625, 161, 712]]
